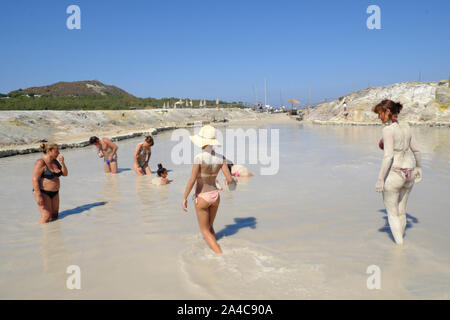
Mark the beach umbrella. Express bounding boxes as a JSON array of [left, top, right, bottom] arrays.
[[287, 99, 301, 109]]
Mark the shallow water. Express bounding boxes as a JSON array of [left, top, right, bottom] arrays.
[[0, 123, 449, 299]]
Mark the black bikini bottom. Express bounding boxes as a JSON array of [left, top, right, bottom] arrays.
[[33, 189, 59, 199]]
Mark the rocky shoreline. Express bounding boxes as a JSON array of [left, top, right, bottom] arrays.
[[304, 80, 450, 124], [308, 119, 450, 127], [0, 108, 292, 158]]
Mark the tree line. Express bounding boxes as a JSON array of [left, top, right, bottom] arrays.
[[0, 94, 245, 110]]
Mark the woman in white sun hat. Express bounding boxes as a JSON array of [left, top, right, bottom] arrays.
[[182, 125, 236, 254]]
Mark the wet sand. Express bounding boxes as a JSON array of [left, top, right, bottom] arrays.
[[0, 123, 449, 299]]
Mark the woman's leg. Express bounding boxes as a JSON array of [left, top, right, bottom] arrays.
[[38, 193, 53, 224], [144, 165, 152, 175], [383, 172, 406, 244], [110, 159, 118, 174], [383, 190, 403, 244], [51, 193, 60, 221], [208, 195, 220, 237], [134, 163, 145, 176], [103, 161, 111, 173], [398, 182, 414, 236], [195, 197, 222, 254]]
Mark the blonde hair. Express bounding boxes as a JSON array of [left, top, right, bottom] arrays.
[[40, 142, 58, 154]]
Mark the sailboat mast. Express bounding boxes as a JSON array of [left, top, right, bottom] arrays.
[[264, 78, 269, 107]]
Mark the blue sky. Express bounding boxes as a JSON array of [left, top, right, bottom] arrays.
[[0, 0, 449, 104]]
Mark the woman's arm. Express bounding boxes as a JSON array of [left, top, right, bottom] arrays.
[[376, 127, 394, 192], [147, 147, 151, 163], [410, 132, 422, 182], [57, 156, 68, 176], [104, 138, 118, 159], [32, 160, 44, 206], [133, 144, 141, 164], [182, 164, 200, 211], [221, 160, 235, 184]]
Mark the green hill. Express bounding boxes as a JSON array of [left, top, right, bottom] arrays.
[[0, 80, 244, 110], [9, 80, 135, 98]]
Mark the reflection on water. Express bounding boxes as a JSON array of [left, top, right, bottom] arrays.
[[135, 176, 154, 208], [40, 221, 71, 276], [100, 174, 121, 205]]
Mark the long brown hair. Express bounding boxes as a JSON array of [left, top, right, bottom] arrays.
[[372, 99, 403, 118], [145, 136, 154, 146]]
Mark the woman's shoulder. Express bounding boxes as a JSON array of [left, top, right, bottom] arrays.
[[34, 158, 45, 166], [382, 124, 395, 133], [194, 152, 205, 163]]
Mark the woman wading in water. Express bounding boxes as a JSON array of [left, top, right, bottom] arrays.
[[373, 100, 422, 244], [89, 136, 119, 174], [32, 143, 68, 224], [134, 136, 153, 176], [182, 125, 236, 254]]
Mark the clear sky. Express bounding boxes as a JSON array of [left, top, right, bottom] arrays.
[[0, 0, 449, 104]]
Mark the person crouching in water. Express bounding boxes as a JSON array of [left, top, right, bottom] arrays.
[[227, 162, 253, 178], [150, 164, 170, 185], [134, 136, 154, 176], [89, 136, 119, 174], [32, 143, 68, 224]]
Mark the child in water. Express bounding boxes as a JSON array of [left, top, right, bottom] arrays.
[[227, 162, 253, 178], [150, 163, 170, 185]]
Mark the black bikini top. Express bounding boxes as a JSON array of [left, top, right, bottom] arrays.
[[40, 159, 62, 179]]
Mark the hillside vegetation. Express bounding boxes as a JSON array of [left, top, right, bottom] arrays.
[[0, 80, 243, 110]]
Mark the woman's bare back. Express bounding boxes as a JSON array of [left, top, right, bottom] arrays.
[[194, 150, 225, 194]]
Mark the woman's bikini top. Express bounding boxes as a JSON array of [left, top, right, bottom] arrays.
[[138, 144, 149, 157], [379, 119, 398, 150], [40, 159, 62, 179], [194, 151, 223, 179]]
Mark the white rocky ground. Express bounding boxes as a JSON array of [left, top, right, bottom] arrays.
[[0, 108, 289, 157], [304, 80, 450, 126]]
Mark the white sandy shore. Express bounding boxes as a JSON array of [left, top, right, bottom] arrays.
[[0, 109, 295, 157]]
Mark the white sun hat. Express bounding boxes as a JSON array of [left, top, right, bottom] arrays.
[[190, 125, 221, 147]]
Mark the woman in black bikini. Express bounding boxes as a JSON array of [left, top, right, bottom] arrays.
[[32, 143, 68, 224]]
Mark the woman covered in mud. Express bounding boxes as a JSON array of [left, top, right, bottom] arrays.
[[373, 99, 422, 244]]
